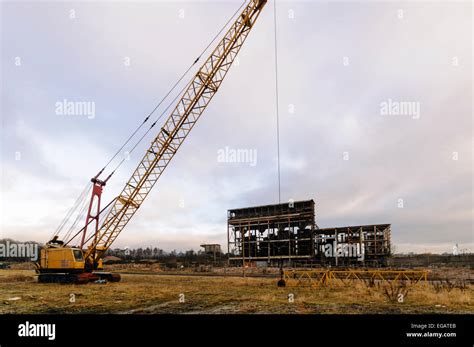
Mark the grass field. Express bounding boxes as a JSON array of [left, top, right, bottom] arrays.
[[0, 269, 472, 314]]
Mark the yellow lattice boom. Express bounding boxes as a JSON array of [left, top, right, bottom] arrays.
[[84, 0, 268, 266]]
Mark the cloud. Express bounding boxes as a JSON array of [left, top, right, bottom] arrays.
[[1, 1, 472, 254]]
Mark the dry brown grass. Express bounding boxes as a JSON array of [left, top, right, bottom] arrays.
[[0, 269, 471, 314], [0, 274, 35, 283], [0, 269, 36, 284]]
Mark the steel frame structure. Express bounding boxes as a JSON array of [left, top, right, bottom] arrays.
[[227, 200, 316, 265], [227, 200, 392, 267], [315, 224, 392, 266]]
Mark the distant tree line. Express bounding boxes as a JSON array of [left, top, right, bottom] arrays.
[[0, 237, 225, 265], [105, 247, 225, 265]]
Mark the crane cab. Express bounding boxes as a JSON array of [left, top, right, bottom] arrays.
[[38, 247, 85, 272], [36, 246, 114, 283]]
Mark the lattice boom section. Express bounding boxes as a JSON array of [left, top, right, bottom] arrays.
[[283, 269, 429, 287], [85, 0, 267, 263]]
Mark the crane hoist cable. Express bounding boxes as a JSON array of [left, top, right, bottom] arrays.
[[108, 77, 194, 176], [37, 1, 268, 282], [99, 0, 247, 178], [98, 66, 194, 174], [74, 197, 115, 247], [63, 197, 117, 247], [83, 0, 268, 265], [52, 0, 247, 244], [273, 0, 281, 204], [62, 193, 91, 242], [49, 182, 92, 240], [79, 201, 115, 247]]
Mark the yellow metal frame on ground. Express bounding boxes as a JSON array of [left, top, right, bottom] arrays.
[[283, 269, 428, 287]]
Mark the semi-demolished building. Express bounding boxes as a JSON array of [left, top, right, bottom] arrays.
[[227, 199, 391, 267]]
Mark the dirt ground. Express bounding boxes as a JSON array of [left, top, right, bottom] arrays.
[[0, 268, 472, 314]]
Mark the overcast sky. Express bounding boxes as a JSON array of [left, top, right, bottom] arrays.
[[1, 0, 472, 254]]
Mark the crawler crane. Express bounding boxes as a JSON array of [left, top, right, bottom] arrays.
[[35, 0, 267, 283]]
